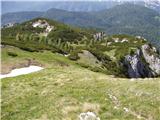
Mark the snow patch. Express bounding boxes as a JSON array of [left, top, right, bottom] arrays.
[[0, 65, 43, 79]]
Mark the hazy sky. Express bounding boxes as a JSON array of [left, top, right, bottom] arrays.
[[3, 0, 160, 2], [1, 0, 145, 1]]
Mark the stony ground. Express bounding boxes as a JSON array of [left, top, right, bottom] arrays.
[[1, 46, 160, 120]]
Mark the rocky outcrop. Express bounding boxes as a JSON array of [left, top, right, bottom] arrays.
[[141, 44, 160, 75], [124, 49, 153, 78], [2, 22, 17, 28], [32, 19, 54, 36], [124, 44, 160, 78], [93, 32, 105, 41]]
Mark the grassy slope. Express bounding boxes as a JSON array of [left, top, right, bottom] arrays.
[[1, 46, 160, 120]]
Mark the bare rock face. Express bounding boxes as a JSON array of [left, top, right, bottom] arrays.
[[141, 44, 160, 76], [79, 112, 100, 120], [124, 49, 153, 78], [32, 19, 54, 36], [124, 44, 160, 78]]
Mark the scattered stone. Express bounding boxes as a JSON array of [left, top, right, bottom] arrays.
[[79, 112, 100, 120], [136, 36, 142, 39], [112, 38, 128, 43], [123, 107, 129, 112], [108, 92, 147, 120], [108, 93, 120, 108], [2, 22, 17, 28], [64, 54, 70, 57], [121, 38, 128, 43], [113, 38, 119, 43], [107, 42, 112, 46]]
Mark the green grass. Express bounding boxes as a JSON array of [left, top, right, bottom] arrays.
[[1, 46, 74, 66], [1, 46, 160, 120]]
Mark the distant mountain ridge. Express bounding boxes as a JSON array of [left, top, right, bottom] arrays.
[[97, 4, 160, 51], [2, 11, 43, 25], [1, 1, 118, 14]]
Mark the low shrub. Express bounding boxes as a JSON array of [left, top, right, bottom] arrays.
[[68, 53, 80, 61], [76, 62, 90, 68], [7, 51, 18, 57]]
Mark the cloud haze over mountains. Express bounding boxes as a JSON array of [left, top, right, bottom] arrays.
[[2, 0, 160, 14]]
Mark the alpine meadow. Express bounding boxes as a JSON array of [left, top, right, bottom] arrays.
[[1, 1, 160, 120]]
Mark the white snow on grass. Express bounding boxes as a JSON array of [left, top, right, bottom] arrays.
[[0, 66, 44, 79]]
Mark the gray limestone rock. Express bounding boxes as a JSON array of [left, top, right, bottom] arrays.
[[124, 44, 160, 78]]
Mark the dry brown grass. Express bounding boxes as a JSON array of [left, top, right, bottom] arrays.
[[82, 102, 100, 114], [32, 114, 49, 120]]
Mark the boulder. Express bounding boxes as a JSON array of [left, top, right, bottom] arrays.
[[79, 112, 100, 120]]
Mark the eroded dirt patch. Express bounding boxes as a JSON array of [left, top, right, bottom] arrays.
[[1, 58, 42, 74]]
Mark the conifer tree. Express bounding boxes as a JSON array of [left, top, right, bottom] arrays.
[[16, 33, 20, 41]]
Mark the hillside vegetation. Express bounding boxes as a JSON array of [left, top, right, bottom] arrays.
[[2, 18, 154, 78], [2, 4, 160, 50], [1, 18, 93, 53]]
